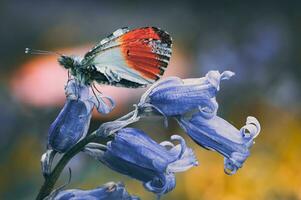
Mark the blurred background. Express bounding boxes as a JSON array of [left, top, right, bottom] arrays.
[[1, 1, 301, 199]]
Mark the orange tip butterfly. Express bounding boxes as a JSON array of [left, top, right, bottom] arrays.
[[26, 27, 172, 88]]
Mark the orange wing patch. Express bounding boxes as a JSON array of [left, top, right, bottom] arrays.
[[119, 27, 172, 81]]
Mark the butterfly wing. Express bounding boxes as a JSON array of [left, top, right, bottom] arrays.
[[84, 27, 172, 88]]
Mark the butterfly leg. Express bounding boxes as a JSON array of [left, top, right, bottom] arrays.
[[103, 67, 121, 83], [88, 90, 115, 114]]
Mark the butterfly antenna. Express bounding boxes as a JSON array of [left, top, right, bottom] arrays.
[[25, 48, 62, 56]]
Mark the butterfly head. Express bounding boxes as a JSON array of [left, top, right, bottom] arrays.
[[58, 55, 76, 69], [25, 48, 77, 70], [58, 55, 91, 84]]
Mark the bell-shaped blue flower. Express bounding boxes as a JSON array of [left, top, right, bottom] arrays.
[[138, 70, 234, 119], [48, 79, 115, 153], [50, 182, 139, 200], [84, 128, 198, 197], [177, 113, 260, 175]]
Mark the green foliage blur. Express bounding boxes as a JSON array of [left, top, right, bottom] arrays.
[[1, 1, 301, 199]]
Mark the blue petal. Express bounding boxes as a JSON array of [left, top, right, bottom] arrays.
[[149, 84, 216, 116], [65, 79, 90, 101], [101, 153, 159, 183], [204, 70, 235, 91], [85, 128, 197, 196], [139, 71, 233, 117], [48, 79, 116, 152], [139, 77, 183, 104], [48, 99, 93, 152], [105, 128, 174, 172], [53, 182, 139, 200], [165, 135, 198, 173], [66, 79, 115, 114], [177, 113, 260, 175], [48, 80, 94, 153]]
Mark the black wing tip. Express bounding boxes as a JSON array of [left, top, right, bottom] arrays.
[[159, 68, 165, 75], [120, 26, 129, 30], [151, 27, 172, 47], [140, 26, 172, 46], [158, 54, 171, 62]]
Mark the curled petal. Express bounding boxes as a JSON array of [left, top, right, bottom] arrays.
[[159, 141, 175, 148], [167, 135, 198, 173], [224, 157, 238, 175], [90, 93, 115, 114], [205, 70, 235, 91], [197, 97, 218, 119], [221, 71, 235, 80], [182, 70, 234, 89], [143, 173, 176, 196], [240, 116, 261, 140], [170, 135, 186, 160], [224, 152, 249, 175]]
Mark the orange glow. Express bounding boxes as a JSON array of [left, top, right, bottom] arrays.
[[10, 55, 67, 107]]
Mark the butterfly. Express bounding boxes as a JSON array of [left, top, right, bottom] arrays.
[[26, 27, 172, 88]]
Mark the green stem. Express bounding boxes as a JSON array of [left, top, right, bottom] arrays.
[[36, 132, 98, 200]]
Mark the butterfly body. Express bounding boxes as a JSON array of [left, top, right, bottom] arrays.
[[58, 27, 172, 87]]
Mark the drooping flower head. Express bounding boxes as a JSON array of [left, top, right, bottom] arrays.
[[177, 113, 260, 175], [138, 70, 234, 119], [138, 70, 261, 175], [84, 128, 198, 197]]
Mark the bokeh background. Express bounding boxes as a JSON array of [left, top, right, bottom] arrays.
[[1, 1, 301, 199]]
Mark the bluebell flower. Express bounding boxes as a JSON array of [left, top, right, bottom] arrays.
[[48, 79, 115, 153], [49, 182, 139, 200], [138, 70, 234, 119], [177, 113, 260, 175], [84, 128, 198, 197]]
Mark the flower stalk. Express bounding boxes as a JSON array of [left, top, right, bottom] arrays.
[[36, 106, 140, 200], [36, 132, 98, 200]]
